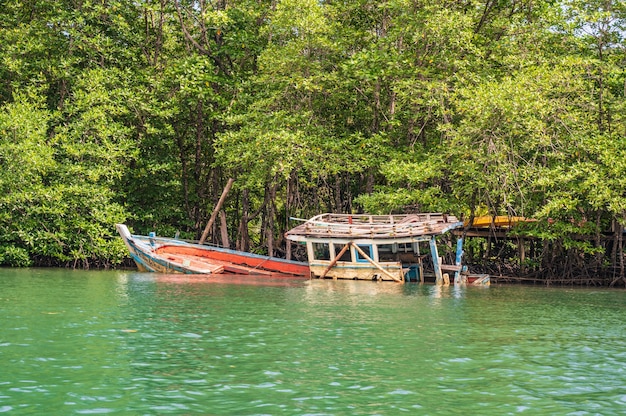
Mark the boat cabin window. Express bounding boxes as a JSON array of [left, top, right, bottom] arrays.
[[334, 244, 352, 262], [312, 242, 331, 260], [378, 244, 397, 261], [396, 242, 418, 253], [355, 244, 373, 262]]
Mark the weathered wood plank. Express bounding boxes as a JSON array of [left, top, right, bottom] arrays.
[[319, 243, 351, 279], [352, 243, 403, 283]]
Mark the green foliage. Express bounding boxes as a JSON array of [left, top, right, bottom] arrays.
[[0, 246, 32, 267], [0, 0, 625, 278], [0, 90, 130, 267]]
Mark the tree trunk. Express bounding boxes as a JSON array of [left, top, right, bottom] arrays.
[[334, 175, 342, 213], [286, 174, 292, 260], [237, 189, 250, 252], [519, 237, 525, 275], [176, 133, 190, 220], [265, 183, 277, 257], [219, 209, 229, 248]]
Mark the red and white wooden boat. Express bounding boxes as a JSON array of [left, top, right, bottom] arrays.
[[116, 224, 310, 277]]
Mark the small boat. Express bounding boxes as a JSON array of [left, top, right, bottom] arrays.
[[285, 213, 489, 285], [116, 224, 310, 276]]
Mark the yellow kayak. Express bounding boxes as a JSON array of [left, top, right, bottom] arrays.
[[464, 216, 535, 228]]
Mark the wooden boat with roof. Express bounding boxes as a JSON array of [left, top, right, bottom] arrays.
[[285, 213, 489, 285], [116, 224, 310, 277]]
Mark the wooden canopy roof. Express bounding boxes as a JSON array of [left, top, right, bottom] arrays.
[[286, 213, 463, 241]]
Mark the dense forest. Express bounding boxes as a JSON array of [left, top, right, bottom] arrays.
[[0, 0, 625, 284]]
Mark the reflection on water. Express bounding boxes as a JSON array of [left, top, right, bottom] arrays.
[[1, 269, 625, 415], [154, 273, 310, 287], [305, 278, 406, 296]]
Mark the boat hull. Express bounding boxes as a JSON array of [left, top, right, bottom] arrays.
[[116, 224, 310, 276], [309, 262, 404, 282]]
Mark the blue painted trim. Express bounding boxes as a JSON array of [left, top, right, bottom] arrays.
[[130, 252, 155, 272], [441, 221, 464, 233], [429, 236, 443, 285], [355, 244, 373, 263], [454, 237, 463, 284], [128, 238, 204, 274], [134, 246, 205, 274]]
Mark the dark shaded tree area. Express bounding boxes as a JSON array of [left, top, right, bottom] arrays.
[[0, 0, 624, 284]]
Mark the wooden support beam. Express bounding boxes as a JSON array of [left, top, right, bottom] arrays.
[[429, 236, 443, 285], [319, 243, 351, 279], [454, 237, 465, 285], [199, 178, 235, 245], [352, 243, 403, 283]]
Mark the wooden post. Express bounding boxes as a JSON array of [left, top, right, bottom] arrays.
[[319, 243, 351, 279], [430, 236, 443, 285], [416, 241, 424, 284], [352, 243, 403, 283], [219, 210, 229, 248], [454, 237, 465, 284], [199, 178, 235, 245]]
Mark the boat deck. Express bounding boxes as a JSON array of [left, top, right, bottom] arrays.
[[157, 251, 279, 276], [157, 252, 225, 274]]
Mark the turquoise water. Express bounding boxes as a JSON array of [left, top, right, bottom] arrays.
[[1, 268, 625, 415]]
